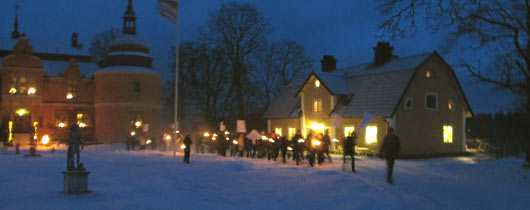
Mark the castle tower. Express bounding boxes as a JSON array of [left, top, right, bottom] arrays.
[[93, 0, 162, 143]]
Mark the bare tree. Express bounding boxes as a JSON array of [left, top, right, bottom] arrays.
[[89, 28, 120, 67], [200, 1, 271, 119], [377, 0, 530, 164]]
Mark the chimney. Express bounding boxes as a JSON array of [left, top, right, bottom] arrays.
[[320, 55, 337, 72], [71, 33, 78, 48], [373, 41, 393, 65]]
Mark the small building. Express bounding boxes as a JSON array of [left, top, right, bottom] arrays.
[[0, 0, 162, 145], [263, 42, 473, 156]]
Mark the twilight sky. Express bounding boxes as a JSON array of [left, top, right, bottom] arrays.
[[0, 0, 517, 114]]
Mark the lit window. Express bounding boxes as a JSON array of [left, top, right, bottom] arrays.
[[448, 99, 455, 111], [344, 126, 355, 137], [443, 125, 453, 143], [313, 99, 322, 113], [66, 86, 77, 100], [27, 87, 36, 95], [77, 113, 89, 128], [310, 123, 325, 134], [426, 71, 431, 78], [19, 86, 27, 95], [19, 77, 26, 83], [16, 108, 28, 117], [9, 87, 17, 94], [55, 112, 68, 128], [425, 93, 437, 110], [288, 127, 296, 139], [274, 127, 282, 136], [10, 76, 17, 83], [365, 126, 377, 144], [314, 80, 320, 88], [404, 97, 413, 109]]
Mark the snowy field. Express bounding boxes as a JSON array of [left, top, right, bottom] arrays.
[[1, 144, 529, 210]]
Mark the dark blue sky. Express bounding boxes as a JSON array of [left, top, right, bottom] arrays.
[[0, 0, 517, 114]]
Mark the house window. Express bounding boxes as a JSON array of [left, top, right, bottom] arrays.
[[344, 126, 355, 137], [365, 125, 377, 144], [133, 81, 141, 92], [55, 112, 68, 128], [425, 92, 438, 110], [448, 99, 455, 111], [288, 127, 296, 139], [314, 80, 320, 88], [443, 125, 453, 143], [274, 127, 282, 136], [66, 86, 77, 100], [313, 99, 322, 113], [76, 112, 89, 128], [404, 97, 413, 110]]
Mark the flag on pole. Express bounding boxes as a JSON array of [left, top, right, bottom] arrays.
[[158, 0, 179, 23], [359, 112, 374, 131]]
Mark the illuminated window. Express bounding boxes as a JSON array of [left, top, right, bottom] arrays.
[[19, 77, 26, 83], [425, 92, 437, 110], [344, 126, 355, 137], [314, 80, 320, 88], [131, 113, 143, 128], [133, 81, 141, 92], [288, 127, 296, 139], [19, 86, 27, 95], [27, 87, 36, 95], [9, 87, 17, 94], [313, 99, 322, 113], [310, 123, 325, 134], [443, 125, 453, 143], [448, 99, 455, 111], [365, 126, 377, 144], [404, 97, 413, 110], [10, 76, 16, 83], [55, 112, 68, 128], [77, 112, 89, 128], [274, 127, 282, 136], [66, 86, 77, 100]]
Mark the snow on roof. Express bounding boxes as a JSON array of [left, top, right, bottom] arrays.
[[97, 65, 159, 74], [338, 52, 433, 77], [108, 51, 151, 58], [314, 72, 348, 95]]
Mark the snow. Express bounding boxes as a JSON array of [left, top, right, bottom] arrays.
[[97, 65, 158, 74], [1, 144, 529, 210]]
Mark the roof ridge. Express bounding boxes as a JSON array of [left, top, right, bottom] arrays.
[[338, 51, 435, 70]]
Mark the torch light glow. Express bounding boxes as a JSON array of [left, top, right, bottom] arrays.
[[41, 135, 50, 145], [268, 138, 274, 143], [16, 109, 27, 116], [213, 133, 218, 137], [58, 122, 66, 128], [180, 144, 186, 149], [224, 131, 229, 135], [297, 139, 305, 143], [130, 131, 136, 136], [261, 136, 268, 140], [287, 146, 293, 151], [312, 139, 321, 147], [204, 132, 210, 137], [135, 121, 142, 128], [232, 140, 238, 144], [332, 138, 340, 142], [212, 137, 216, 141], [66, 93, 74, 99], [146, 139, 152, 144], [165, 135, 171, 141], [78, 122, 87, 128]]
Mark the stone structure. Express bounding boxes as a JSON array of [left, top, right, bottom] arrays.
[[264, 42, 474, 157], [0, 0, 162, 145], [62, 124, 90, 194]]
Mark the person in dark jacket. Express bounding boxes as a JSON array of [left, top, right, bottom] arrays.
[[183, 134, 192, 164], [343, 131, 357, 172], [279, 136, 289, 164], [323, 129, 332, 163], [379, 127, 401, 184], [293, 130, 304, 165]]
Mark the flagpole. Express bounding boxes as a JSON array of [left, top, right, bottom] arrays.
[[173, 4, 180, 157]]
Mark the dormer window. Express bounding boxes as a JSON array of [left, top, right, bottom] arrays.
[[314, 80, 320, 88]]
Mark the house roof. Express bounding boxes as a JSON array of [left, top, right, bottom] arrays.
[[0, 57, 99, 77], [262, 82, 303, 119], [264, 51, 473, 119]]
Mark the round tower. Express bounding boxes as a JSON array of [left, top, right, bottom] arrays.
[[93, 0, 162, 143]]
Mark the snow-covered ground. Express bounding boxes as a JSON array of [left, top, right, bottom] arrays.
[[1, 145, 529, 210]]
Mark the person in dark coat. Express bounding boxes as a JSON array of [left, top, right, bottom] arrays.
[[323, 129, 332, 163], [279, 136, 289, 164], [183, 134, 192, 163], [379, 127, 401, 184], [293, 130, 304, 165], [343, 131, 357, 172]]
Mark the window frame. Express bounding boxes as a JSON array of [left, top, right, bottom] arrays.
[[312, 99, 322, 113], [425, 92, 438, 110]]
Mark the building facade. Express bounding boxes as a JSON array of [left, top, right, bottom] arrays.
[[264, 42, 473, 156], [0, 0, 162, 145]]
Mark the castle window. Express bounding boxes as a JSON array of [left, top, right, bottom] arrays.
[[443, 125, 453, 143], [425, 92, 438, 110], [313, 99, 322, 113], [404, 97, 413, 110], [55, 112, 68, 128], [66, 86, 77, 100], [19, 77, 26, 83], [133, 81, 141, 92], [448, 99, 455, 111], [76, 112, 89, 128], [27, 87, 36, 95]]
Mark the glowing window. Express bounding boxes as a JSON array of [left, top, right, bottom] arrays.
[[344, 126, 355, 137], [55, 112, 68, 128], [310, 123, 325, 134], [425, 92, 437, 110], [365, 126, 377, 144], [66, 86, 77, 100], [9, 87, 17, 94], [288, 127, 296, 139], [274, 127, 282, 136], [10, 76, 16, 83], [404, 97, 413, 109], [314, 80, 320, 88], [448, 99, 455, 111], [313, 99, 322, 113], [19, 77, 26, 83], [77, 113, 89, 128], [443, 125, 453, 143], [426, 71, 431, 78], [27, 87, 36, 95], [19, 86, 27, 95]]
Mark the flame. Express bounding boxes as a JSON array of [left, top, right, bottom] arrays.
[[204, 132, 210, 137], [130, 131, 136, 136], [287, 146, 293, 151]]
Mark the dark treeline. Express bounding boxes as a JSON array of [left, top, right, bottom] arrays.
[[162, 1, 313, 135]]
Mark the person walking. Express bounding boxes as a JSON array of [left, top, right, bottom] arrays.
[[343, 131, 357, 172], [323, 130, 332, 163], [379, 127, 401, 184], [293, 130, 304, 165], [183, 134, 192, 164]]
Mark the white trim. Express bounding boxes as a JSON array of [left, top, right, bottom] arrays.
[[425, 92, 438, 110]]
